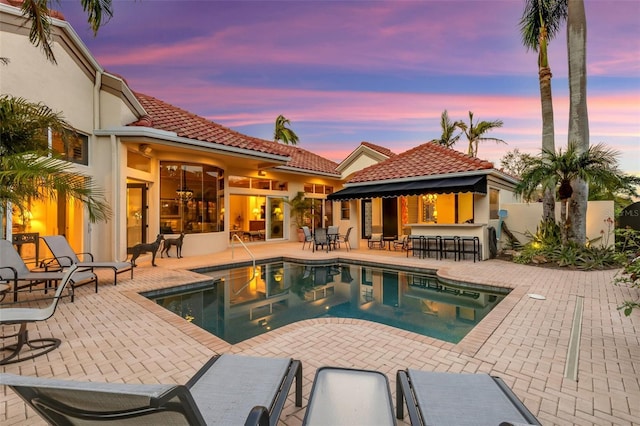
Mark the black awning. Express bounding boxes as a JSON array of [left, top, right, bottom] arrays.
[[327, 175, 487, 201]]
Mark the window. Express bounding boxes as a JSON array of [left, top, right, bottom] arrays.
[[341, 201, 350, 220], [229, 175, 288, 191], [304, 183, 333, 194], [160, 162, 224, 234], [421, 194, 438, 223], [490, 189, 499, 220], [51, 130, 88, 165]]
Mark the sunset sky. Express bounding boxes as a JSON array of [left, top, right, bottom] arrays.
[[57, 0, 640, 173]]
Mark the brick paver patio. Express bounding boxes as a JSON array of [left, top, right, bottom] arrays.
[[1, 241, 638, 425]]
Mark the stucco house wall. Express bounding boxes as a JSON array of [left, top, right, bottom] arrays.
[[500, 200, 615, 248]]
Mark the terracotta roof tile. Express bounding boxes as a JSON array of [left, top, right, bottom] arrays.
[[274, 144, 340, 176], [349, 141, 494, 183], [360, 141, 397, 158], [131, 92, 285, 156], [129, 93, 339, 175]]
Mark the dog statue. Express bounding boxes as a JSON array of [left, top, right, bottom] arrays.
[[161, 232, 185, 258], [130, 234, 164, 267]]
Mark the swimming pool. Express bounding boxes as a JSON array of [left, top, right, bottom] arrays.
[[144, 260, 508, 344]]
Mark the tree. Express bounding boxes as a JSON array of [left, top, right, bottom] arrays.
[[6, 0, 113, 64], [499, 148, 536, 178], [515, 142, 623, 245], [566, 0, 589, 244], [432, 110, 461, 148], [0, 95, 111, 224], [455, 111, 505, 157], [519, 0, 568, 223], [274, 114, 299, 145]]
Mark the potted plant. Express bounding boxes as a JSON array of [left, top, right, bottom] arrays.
[[286, 192, 312, 241]]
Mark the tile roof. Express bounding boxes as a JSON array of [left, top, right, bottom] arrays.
[[130, 92, 339, 176], [348, 141, 495, 183], [360, 141, 397, 158], [273, 143, 341, 176]]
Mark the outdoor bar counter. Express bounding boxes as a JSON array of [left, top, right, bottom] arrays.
[[407, 223, 488, 260]]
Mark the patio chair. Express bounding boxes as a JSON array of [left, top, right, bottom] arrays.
[[313, 227, 330, 252], [0, 264, 78, 365], [393, 234, 408, 251], [301, 226, 313, 250], [41, 235, 133, 285], [327, 226, 340, 250], [396, 370, 541, 425], [368, 233, 384, 249], [0, 239, 97, 302], [1, 353, 303, 425], [335, 227, 353, 251]]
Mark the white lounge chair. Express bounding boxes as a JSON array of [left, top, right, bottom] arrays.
[[41, 235, 133, 286], [1, 353, 302, 425], [0, 264, 78, 365]]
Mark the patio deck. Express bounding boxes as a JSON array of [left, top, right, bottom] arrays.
[[1, 241, 638, 425]]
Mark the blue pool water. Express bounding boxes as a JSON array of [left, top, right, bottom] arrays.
[[144, 260, 507, 345]]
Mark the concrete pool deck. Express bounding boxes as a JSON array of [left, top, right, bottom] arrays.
[[1, 241, 639, 425]]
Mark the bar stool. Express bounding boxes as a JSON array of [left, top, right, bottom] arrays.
[[407, 236, 425, 258], [425, 236, 441, 259], [459, 236, 480, 262], [440, 236, 460, 261]]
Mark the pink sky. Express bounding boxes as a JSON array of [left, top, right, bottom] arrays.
[[59, 0, 640, 173]]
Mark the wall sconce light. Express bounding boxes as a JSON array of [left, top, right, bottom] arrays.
[[258, 170, 266, 177], [138, 144, 152, 155]]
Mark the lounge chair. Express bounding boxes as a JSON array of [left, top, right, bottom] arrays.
[[396, 370, 541, 425], [0, 239, 97, 302], [0, 264, 78, 365], [1, 353, 303, 425], [303, 367, 396, 425], [41, 235, 133, 285], [301, 226, 313, 250]]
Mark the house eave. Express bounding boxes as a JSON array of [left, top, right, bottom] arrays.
[[95, 127, 291, 163]]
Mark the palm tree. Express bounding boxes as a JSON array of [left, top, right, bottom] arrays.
[[455, 111, 505, 157], [519, 0, 567, 223], [566, 0, 589, 244], [432, 110, 461, 148], [0, 95, 111, 225], [274, 114, 299, 145], [515, 142, 623, 245], [7, 0, 113, 63]]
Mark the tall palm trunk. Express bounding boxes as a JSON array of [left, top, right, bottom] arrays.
[[567, 0, 589, 244], [538, 25, 556, 224]]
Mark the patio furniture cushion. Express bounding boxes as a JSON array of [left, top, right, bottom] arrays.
[[186, 354, 299, 425], [396, 370, 540, 425], [1, 353, 302, 425]]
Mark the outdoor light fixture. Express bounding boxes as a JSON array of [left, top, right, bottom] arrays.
[[138, 144, 152, 155], [258, 170, 266, 177]]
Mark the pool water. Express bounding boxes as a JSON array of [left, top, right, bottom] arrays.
[[145, 261, 507, 344]]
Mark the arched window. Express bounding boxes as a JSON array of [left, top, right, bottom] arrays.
[[159, 162, 224, 234]]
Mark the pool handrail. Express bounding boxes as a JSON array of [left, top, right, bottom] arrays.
[[230, 233, 257, 295]]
